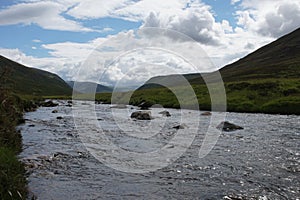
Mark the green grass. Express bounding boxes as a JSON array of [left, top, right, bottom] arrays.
[[95, 78, 300, 115], [0, 91, 28, 199]]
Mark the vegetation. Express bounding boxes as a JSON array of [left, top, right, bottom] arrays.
[[94, 78, 300, 115], [0, 68, 30, 199]]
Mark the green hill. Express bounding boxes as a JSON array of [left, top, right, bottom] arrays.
[[0, 55, 72, 96]]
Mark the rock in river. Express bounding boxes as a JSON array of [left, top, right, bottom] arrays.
[[159, 110, 171, 117], [131, 111, 152, 120], [40, 100, 58, 107], [201, 111, 211, 116], [217, 121, 243, 132]]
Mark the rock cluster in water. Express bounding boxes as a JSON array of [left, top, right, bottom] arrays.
[[217, 121, 243, 132], [159, 110, 171, 117], [131, 111, 152, 120]]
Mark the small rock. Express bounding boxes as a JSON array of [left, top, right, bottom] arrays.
[[159, 110, 171, 117], [28, 124, 35, 127], [40, 100, 58, 107], [97, 118, 103, 121], [67, 100, 72, 104], [138, 101, 153, 110], [56, 116, 63, 120], [52, 110, 58, 113], [217, 121, 243, 132], [67, 133, 73, 137], [173, 124, 187, 129], [201, 111, 211, 116], [131, 111, 152, 120]]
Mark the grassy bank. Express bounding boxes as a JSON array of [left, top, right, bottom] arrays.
[[94, 78, 300, 115], [0, 90, 28, 199]]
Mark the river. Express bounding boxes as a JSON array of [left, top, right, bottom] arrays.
[[19, 100, 300, 199]]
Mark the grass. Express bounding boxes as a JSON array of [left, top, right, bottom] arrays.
[[94, 78, 300, 115], [0, 91, 28, 199]]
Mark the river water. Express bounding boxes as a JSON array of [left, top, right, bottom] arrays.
[[19, 100, 300, 200]]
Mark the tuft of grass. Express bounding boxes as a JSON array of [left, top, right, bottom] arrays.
[[0, 147, 27, 200]]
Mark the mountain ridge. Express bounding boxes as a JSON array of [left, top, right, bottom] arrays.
[[0, 55, 72, 96]]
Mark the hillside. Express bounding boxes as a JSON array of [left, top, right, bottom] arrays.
[[219, 27, 300, 82], [0, 55, 72, 96], [67, 81, 113, 94], [98, 28, 300, 115]]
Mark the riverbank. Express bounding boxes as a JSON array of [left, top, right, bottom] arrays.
[[0, 92, 40, 199]]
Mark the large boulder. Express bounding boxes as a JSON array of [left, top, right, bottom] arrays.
[[131, 111, 152, 120], [217, 121, 243, 132]]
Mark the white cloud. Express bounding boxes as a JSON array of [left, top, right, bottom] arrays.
[[32, 39, 42, 43], [0, 1, 94, 32], [235, 0, 300, 37], [231, 0, 241, 5]]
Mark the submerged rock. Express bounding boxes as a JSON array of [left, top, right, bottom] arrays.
[[52, 110, 58, 113], [217, 121, 243, 132], [173, 124, 188, 129], [131, 111, 152, 120], [201, 111, 211, 116], [159, 110, 171, 117]]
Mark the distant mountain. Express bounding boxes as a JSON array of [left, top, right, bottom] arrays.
[[0, 55, 72, 96], [67, 81, 113, 93]]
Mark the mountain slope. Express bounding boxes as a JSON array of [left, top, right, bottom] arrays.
[[219, 27, 300, 82], [0, 55, 72, 96], [67, 81, 113, 93]]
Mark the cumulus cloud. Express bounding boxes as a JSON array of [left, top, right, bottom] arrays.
[[141, 2, 233, 46], [235, 0, 300, 37], [0, 1, 94, 32]]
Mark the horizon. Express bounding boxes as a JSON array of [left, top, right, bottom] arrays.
[[0, 0, 300, 87]]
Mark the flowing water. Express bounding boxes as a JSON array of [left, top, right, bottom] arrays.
[[19, 100, 300, 199]]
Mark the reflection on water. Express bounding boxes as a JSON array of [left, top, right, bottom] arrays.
[[20, 101, 300, 199]]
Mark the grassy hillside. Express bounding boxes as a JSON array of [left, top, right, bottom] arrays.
[[96, 28, 300, 115], [0, 55, 72, 96]]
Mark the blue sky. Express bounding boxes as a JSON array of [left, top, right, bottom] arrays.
[[0, 0, 299, 86]]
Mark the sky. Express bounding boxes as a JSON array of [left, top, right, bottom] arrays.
[[0, 0, 299, 87]]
